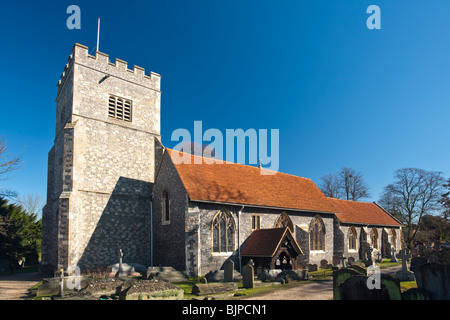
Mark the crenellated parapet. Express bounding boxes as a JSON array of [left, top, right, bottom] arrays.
[[57, 43, 161, 95]]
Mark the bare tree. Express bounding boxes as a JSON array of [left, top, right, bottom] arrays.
[[0, 137, 22, 179], [378, 183, 404, 223], [385, 168, 445, 248], [319, 174, 342, 198], [0, 137, 22, 199], [338, 167, 370, 201], [319, 167, 370, 201], [15, 193, 43, 218]]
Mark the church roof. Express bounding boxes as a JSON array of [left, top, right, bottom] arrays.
[[327, 198, 402, 227], [166, 149, 338, 214], [240, 227, 303, 257]]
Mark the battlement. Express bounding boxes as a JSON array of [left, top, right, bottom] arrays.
[[57, 43, 161, 95]]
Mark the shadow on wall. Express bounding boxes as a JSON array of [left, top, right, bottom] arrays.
[[77, 176, 152, 270]]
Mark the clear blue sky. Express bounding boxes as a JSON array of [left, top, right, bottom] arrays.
[[0, 1, 449, 211]]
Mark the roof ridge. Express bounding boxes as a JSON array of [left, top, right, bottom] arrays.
[[328, 197, 375, 205], [166, 148, 314, 181]]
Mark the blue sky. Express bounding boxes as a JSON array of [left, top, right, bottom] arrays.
[[0, 1, 449, 211]]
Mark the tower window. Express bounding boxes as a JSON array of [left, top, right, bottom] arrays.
[[108, 95, 132, 122]]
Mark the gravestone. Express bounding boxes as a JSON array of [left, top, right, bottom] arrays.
[[223, 259, 234, 283], [365, 246, 374, 267], [242, 262, 255, 289], [381, 274, 401, 300], [333, 268, 362, 300], [410, 257, 428, 272], [390, 247, 398, 262], [320, 259, 329, 269], [338, 275, 390, 300], [307, 264, 318, 272], [340, 256, 347, 268], [191, 282, 238, 296], [376, 252, 382, 263], [414, 263, 450, 300], [396, 250, 415, 281], [402, 288, 432, 300], [142, 266, 188, 282], [346, 264, 367, 275]]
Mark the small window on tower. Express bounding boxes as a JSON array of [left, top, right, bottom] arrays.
[[108, 95, 132, 122]]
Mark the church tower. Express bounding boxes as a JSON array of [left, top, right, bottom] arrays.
[[41, 44, 162, 273]]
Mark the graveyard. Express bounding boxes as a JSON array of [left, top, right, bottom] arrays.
[[20, 245, 449, 300]]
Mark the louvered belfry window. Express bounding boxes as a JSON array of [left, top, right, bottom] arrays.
[[108, 95, 132, 122]]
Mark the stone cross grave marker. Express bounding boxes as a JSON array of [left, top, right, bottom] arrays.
[[396, 249, 415, 281], [365, 246, 374, 267], [398, 249, 411, 272], [390, 247, 398, 262]]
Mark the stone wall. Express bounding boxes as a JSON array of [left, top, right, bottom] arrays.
[[192, 202, 336, 276], [42, 43, 161, 272], [152, 151, 188, 271], [334, 221, 402, 262]]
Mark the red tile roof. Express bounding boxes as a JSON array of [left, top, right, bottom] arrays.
[[240, 227, 302, 257], [166, 149, 337, 213], [328, 198, 402, 226]]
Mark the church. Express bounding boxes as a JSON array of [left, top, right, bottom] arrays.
[[41, 44, 402, 276]]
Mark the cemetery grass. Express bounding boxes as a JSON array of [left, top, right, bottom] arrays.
[[174, 277, 332, 300]]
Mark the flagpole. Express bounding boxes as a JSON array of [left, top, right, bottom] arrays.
[[96, 18, 100, 52]]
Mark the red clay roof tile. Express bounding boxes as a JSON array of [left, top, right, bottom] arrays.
[[166, 149, 337, 213], [328, 198, 401, 226]]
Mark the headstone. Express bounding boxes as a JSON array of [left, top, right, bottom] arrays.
[[346, 264, 367, 275], [376, 252, 382, 263], [320, 259, 329, 269], [381, 274, 401, 300], [414, 263, 450, 300], [390, 247, 398, 262], [410, 257, 428, 272], [396, 250, 415, 281], [242, 262, 254, 289], [340, 256, 347, 268], [333, 268, 361, 300], [307, 264, 318, 272], [402, 288, 432, 300], [142, 266, 188, 282], [338, 275, 390, 300], [191, 282, 238, 296], [223, 259, 234, 283], [258, 269, 282, 282], [365, 246, 374, 267]]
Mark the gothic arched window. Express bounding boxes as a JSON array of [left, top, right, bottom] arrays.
[[274, 212, 293, 232], [391, 229, 397, 249], [309, 215, 326, 251], [348, 226, 357, 251], [370, 227, 379, 249], [212, 209, 235, 253]]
